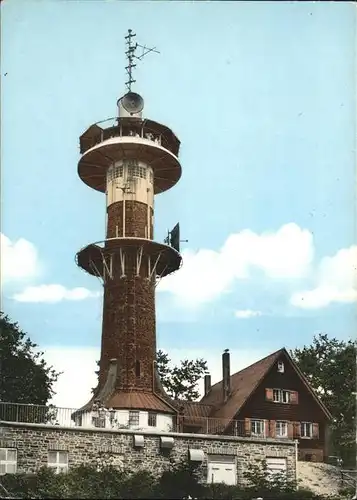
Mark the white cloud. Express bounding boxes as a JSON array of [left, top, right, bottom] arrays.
[[1, 233, 39, 282], [43, 347, 99, 408], [43, 346, 269, 409], [234, 309, 262, 319], [291, 245, 357, 309], [13, 284, 102, 303], [158, 223, 314, 306]]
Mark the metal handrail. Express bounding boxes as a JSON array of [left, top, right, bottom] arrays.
[[0, 401, 295, 440]]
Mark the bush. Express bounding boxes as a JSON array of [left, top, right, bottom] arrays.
[[1, 458, 346, 500]]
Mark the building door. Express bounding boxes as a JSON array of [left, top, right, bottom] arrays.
[[266, 457, 287, 477], [207, 455, 236, 485]]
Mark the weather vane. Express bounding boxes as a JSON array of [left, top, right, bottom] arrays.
[[125, 29, 160, 92]]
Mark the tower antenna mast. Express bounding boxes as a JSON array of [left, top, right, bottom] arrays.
[[124, 29, 160, 92]]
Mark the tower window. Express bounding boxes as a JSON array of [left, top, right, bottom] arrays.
[[107, 164, 124, 182], [129, 410, 140, 427], [127, 164, 146, 179], [135, 361, 141, 377], [148, 412, 157, 427]]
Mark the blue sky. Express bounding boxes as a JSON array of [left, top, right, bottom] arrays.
[[1, 1, 356, 407]]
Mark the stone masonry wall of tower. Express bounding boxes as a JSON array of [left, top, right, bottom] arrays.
[[106, 202, 154, 240], [99, 275, 156, 391]]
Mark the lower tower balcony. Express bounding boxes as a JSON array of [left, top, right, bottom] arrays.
[[75, 237, 182, 283]]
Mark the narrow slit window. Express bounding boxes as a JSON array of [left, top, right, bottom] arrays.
[[135, 360, 141, 377]]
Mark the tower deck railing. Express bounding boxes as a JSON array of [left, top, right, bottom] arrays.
[[79, 118, 177, 156], [0, 402, 289, 440]]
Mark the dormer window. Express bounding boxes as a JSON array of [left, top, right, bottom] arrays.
[[277, 361, 285, 373]]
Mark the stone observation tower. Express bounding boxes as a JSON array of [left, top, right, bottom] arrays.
[[74, 31, 182, 431]]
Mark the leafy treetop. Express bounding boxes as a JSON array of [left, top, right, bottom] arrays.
[[0, 312, 60, 405]]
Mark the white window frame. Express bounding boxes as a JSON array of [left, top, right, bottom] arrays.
[[301, 422, 313, 439], [273, 389, 291, 403], [48, 451, 68, 474], [277, 361, 285, 373], [275, 421, 288, 438], [251, 419, 265, 437], [148, 412, 157, 427], [128, 410, 140, 428], [0, 448, 17, 475]]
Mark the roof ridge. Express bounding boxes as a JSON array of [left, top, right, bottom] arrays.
[[207, 348, 284, 392]]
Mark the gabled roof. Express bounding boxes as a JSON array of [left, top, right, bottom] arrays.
[[200, 350, 282, 421], [199, 348, 332, 427]]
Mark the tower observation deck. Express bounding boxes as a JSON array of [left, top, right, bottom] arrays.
[[74, 31, 182, 428]]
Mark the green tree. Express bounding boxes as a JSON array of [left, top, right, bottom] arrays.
[[156, 349, 208, 401], [0, 312, 60, 407], [291, 333, 356, 466]]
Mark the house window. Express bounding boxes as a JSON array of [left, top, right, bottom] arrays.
[[277, 361, 285, 373], [276, 421, 288, 438], [0, 448, 17, 475], [48, 451, 68, 474], [92, 416, 106, 428], [301, 422, 313, 438], [148, 412, 157, 427], [273, 389, 291, 403], [129, 410, 140, 428], [251, 419, 265, 437]]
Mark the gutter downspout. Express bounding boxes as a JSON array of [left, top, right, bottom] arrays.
[[294, 439, 299, 490]]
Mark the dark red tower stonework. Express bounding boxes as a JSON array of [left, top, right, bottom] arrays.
[[74, 96, 182, 427]]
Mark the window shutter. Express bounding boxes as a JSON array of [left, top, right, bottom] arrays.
[[265, 388, 274, 401], [294, 421, 301, 438], [269, 420, 276, 438], [288, 422, 294, 438], [264, 419, 269, 437], [244, 418, 251, 437], [290, 391, 299, 404], [312, 423, 319, 439]]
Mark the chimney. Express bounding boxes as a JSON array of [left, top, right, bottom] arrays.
[[204, 374, 211, 396], [222, 349, 231, 402]]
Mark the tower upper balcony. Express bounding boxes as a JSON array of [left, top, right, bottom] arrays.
[[78, 117, 181, 195]]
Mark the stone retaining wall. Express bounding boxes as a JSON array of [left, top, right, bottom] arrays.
[[0, 422, 297, 485]]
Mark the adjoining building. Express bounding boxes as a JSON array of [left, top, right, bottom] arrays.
[[183, 348, 332, 463]]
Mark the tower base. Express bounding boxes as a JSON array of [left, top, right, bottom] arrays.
[[72, 359, 178, 432]]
